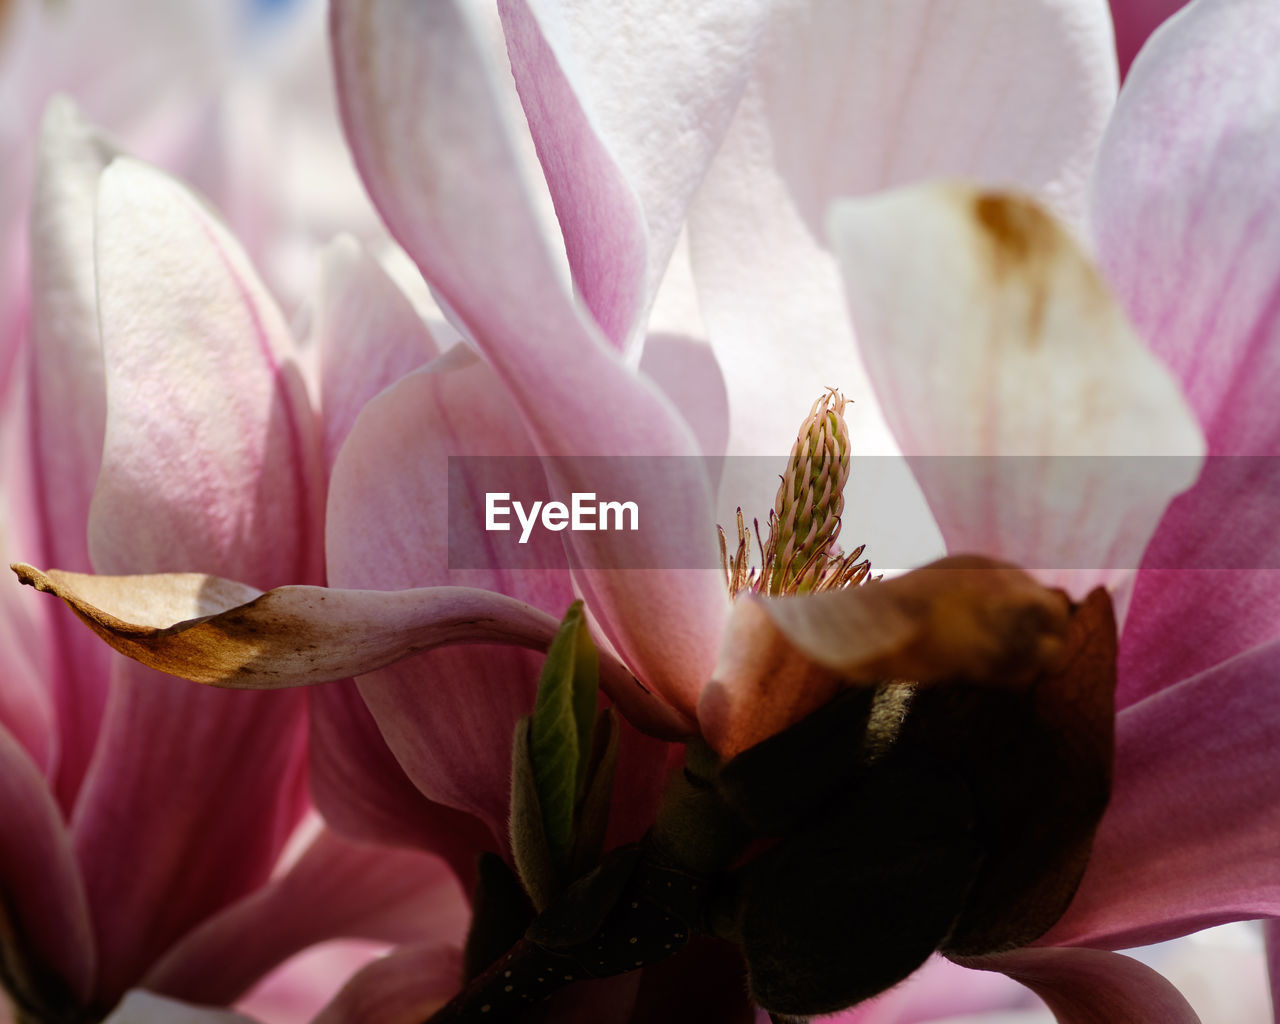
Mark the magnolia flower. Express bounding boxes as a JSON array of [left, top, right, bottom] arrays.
[[12, 0, 1280, 1021], [0, 4, 471, 1018]]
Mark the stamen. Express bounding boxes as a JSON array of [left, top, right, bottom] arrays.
[[717, 390, 875, 598]]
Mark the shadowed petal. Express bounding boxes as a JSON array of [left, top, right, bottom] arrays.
[[1092, 0, 1280, 700], [308, 681, 498, 892], [960, 947, 1200, 1023], [700, 556, 1073, 757], [828, 184, 1203, 592], [1044, 638, 1280, 949], [1267, 919, 1279, 1021], [143, 829, 469, 1007], [331, 0, 727, 714], [0, 723, 93, 1010], [312, 943, 461, 1024]]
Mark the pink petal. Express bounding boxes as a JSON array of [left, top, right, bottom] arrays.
[[0, 722, 93, 1006], [142, 828, 469, 1007], [310, 235, 438, 473], [67, 156, 325, 1002], [26, 97, 117, 803], [756, 0, 1117, 236], [962, 947, 1200, 1024], [1092, 0, 1280, 701], [87, 156, 323, 587], [1110, 0, 1192, 77], [828, 184, 1203, 589], [312, 943, 462, 1024], [498, 0, 769, 347], [72, 661, 308, 1006], [0, 388, 54, 771], [636, 333, 730, 463], [325, 358, 687, 839], [1043, 638, 1280, 950], [308, 681, 497, 892], [331, 0, 727, 714]]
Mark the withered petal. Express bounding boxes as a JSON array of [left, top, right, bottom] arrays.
[[10, 564, 694, 739]]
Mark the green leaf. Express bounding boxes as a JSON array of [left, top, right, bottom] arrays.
[[528, 601, 599, 866]]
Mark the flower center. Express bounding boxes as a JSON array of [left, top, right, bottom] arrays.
[[719, 389, 873, 597]]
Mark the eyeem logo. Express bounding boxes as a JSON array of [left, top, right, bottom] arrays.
[[486, 492, 640, 544]]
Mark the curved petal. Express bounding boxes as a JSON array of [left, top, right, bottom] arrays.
[[87, 156, 323, 585], [1092, 0, 1280, 700], [331, 0, 727, 713], [11, 564, 654, 701], [311, 234, 438, 473], [312, 943, 461, 1024], [69, 155, 323, 1003], [142, 829, 469, 1007], [26, 97, 117, 802], [757, 0, 1117, 236], [499, 0, 769, 346], [326, 358, 688, 838], [308, 681, 497, 891], [1110, 0, 1191, 78], [0, 722, 94, 1009], [1043, 638, 1280, 950], [828, 184, 1203, 591], [960, 947, 1200, 1024]]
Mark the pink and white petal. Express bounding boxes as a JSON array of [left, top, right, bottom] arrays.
[[756, 0, 1118, 236], [1092, 0, 1280, 699], [961, 947, 1200, 1024], [69, 156, 324, 1003], [310, 235, 439, 474], [637, 333, 730, 463], [0, 384, 54, 771], [100, 991, 257, 1024], [1043, 638, 1280, 950], [499, 0, 770, 347], [72, 662, 308, 1007], [332, 0, 726, 713], [1109, 0, 1192, 78], [326, 359, 689, 838], [233, 941, 383, 1024], [142, 828, 469, 1007], [26, 97, 117, 803], [0, 722, 93, 1007], [87, 156, 323, 586], [686, 86, 910, 536], [828, 184, 1203, 591], [311, 943, 462, 1024], [308, 681, 497, 890]]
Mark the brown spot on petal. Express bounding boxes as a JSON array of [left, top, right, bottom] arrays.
[[971, 193, 1061, 344]]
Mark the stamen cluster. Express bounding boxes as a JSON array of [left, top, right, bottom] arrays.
[[719, 389, 874, 598]]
